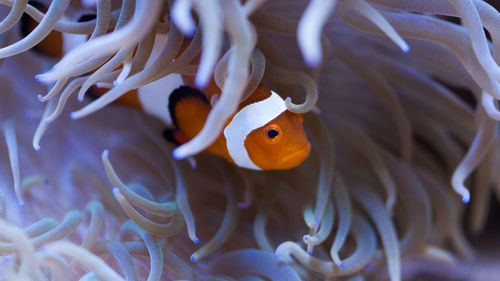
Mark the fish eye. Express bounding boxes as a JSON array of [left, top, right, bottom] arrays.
[[263, 124, 282, 143], [268, 129, 279, 138]]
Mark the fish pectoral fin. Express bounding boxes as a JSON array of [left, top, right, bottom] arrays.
[[168, 86, 211, 140], [162, 128, 188, 145]]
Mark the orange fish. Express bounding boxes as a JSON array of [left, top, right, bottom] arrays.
[[164, 78, 311, 170]]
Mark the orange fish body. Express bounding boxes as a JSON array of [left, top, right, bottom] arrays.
[[167, 77, 311, 170]]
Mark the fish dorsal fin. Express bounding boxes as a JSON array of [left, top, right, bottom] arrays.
[[168, 86, 211, 140], [168, 86, 231, 160]]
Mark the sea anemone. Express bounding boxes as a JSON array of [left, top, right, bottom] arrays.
[[0, 0, 499, 280]]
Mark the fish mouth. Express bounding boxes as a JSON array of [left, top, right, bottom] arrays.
[[280, 142, 311, 169]]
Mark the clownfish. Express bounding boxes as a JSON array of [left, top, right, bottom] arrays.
[[163, 80, 311, 171], [22, 11, 311, 170]]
